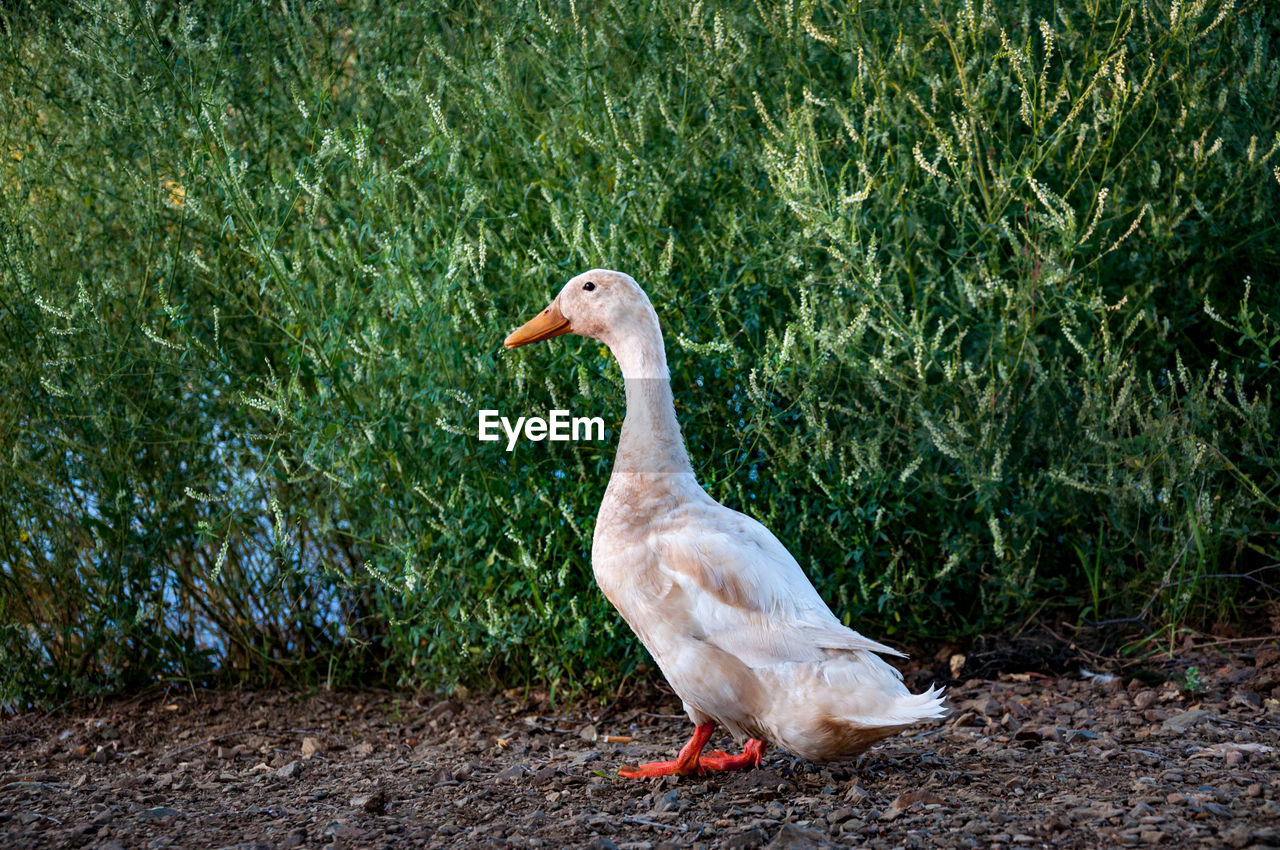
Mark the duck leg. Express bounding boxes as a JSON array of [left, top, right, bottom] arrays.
[[617, 722, 715, 778]]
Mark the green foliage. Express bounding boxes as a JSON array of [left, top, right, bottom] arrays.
[[1, 0, 1277, 708]]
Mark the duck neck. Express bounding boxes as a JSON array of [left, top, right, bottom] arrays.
[[606, 320, 695, 478]]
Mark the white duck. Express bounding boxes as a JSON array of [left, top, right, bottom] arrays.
[[504, 269, 945, 777]]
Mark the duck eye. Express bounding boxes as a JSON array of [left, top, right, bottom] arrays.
[[583, 281, 596, 292]]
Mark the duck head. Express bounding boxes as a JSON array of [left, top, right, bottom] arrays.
[[504, 269, 659, 351]]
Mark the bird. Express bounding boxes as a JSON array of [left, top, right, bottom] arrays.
[[503, 269, 946, 778]]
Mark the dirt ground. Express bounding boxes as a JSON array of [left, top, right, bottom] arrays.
[[3, 637, 1280, 849]]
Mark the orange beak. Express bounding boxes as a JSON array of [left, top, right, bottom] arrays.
[[504, 300, 572, 349]]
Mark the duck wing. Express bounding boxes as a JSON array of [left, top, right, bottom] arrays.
[[652, 499, 904, 669]]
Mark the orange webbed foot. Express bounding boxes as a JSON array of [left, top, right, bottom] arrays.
[[617, 759, 700, 779], [697, 738, 767, 772], [618, 722, 716, 780], [617, 731, 767, 779]]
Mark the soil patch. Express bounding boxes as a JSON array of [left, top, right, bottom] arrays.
[[4, 641, 1280, 848]]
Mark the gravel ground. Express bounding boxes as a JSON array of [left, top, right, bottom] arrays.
[[3, 639, 1279, 849]]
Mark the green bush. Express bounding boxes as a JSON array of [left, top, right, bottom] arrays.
[[1, 0, 1277, 708]]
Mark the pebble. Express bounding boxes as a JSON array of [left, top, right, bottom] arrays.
[[494, 764, 530, 781], [844, 782, 869, 803], [1063, 729, 1099, 744], [1230, 692, 1262, 710], [274, 760, 301, 780], [1162, 710, 1212, 732], [722, 828, 767, 848], [653, 789, 680, 814], [1128, 803, 1156, 820], [768, 823, 836, 847], [1132, 691, 1158, 710], [351, 789, 387, 812]]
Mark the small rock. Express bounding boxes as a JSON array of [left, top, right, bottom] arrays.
[[1128, 803, 1156, 821], [724, 828, 768, 849], [844, 782, 870, 803], [300, 737, 322, 758], [350, 789, 387, 813], [426, 699, 458, 719], [588, 839, 619, 850], [323, 823, 368, 840], [653, 789, 680, 813], [1162, 709, 1212, 732], [881, 790, 945, 821], [495, 764, 530, 782], [1063, 729, 1099, 744], [959, 695, 1001, 717], [1230, 692, 1261, 710], [767, 823, 835, 848], [579, 724, 598, 742], [352, 742, 375, 757], [1133, 690, 1159, 711], [1013, 728, 1043, 744], [137, 807, 181, 821], [1222, 825, 1252, 849], [1139, 829, 1165, 844], [275, 760, 302, 780]]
